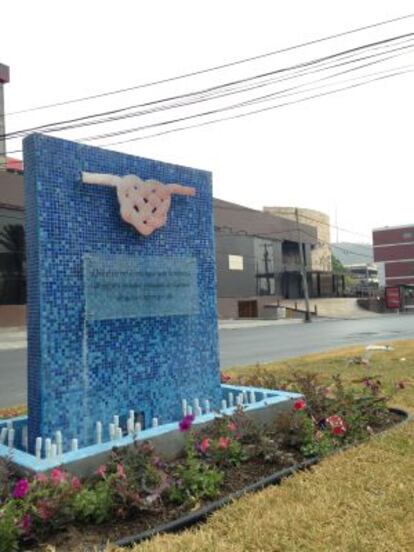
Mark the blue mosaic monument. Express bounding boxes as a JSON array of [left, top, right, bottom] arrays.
[[0, 133, 300, 473], [23, 133, 222, 452]]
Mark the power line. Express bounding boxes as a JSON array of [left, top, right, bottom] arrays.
[[71, 43, 414, 143], [4, 32, 414, 140], [4, 11, 414, 117], [2, 37, 414, 157], [1, 62, 412, 185], [98, 63, 414, 147], [216, 203, 371, 239], [215, 225, 372, 262], [2, 64, 413, 165]]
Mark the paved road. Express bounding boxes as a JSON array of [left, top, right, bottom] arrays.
[[1, 315, 413, 408], [219, 314, 414, 367]]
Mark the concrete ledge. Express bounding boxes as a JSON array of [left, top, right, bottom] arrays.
[[0, 385, 302, 477]]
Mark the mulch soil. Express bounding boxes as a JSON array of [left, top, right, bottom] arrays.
[[27, 411, 404, 552]]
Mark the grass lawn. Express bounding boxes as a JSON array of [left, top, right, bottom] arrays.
[[106, 340, 414, 552]]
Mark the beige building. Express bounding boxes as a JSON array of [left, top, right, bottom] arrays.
[[262, 207, 332, 272]]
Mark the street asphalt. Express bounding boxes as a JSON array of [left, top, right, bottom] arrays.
[[0, 314, 413, 408]]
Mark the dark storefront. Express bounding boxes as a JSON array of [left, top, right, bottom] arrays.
[[214, 199, 344, 318], [0, 172, 26, 313]]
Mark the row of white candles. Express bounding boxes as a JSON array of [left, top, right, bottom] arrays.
[[1, 391, 264, 460], [182, 390, 260, 418], [0, 410, 149, 460]]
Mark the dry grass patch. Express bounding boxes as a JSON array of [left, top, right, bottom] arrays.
[[0, 405, 26, 419], [106, 340, 414, 552]]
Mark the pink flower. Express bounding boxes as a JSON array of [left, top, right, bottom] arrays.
[[50, 468, 67, 485], [326, 415, 347, 436], [21, 514, 32, 534], [179, 414, 195, 432], [332, 426, 346, 436], [200, 438, 210, 453], [117, 463, 127, 480], [293, 399, 306, 411], [221, 374, 232, 383], [218, 437, 230, 450], [227, 422, 237, 432], [71, 476, 81, 491], [35, 473, 48, 484], [96, 465, 107, 478], [12, 479, 29, 499], [36, 501, 53, 521]]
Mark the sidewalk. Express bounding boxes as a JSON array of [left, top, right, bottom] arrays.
[[218, 318, 304, 330]]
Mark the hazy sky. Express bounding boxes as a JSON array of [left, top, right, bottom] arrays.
[[2, 1, 414, 244]]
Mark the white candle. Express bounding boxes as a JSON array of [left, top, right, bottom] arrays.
[[181, 399, 188, 416], [45, 438, 52, 458], [0, 427, 7, 445], [7, 428, 15, 448], [22, 426, 28, 451], [127, 418, 134, 435], [109, 423, 116, 440], [96, 421, 102, 444], [55, 431, 63, 456], [35, 437, 42, 460]]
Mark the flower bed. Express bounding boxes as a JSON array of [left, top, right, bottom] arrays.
[[0, 372, 407, 552]]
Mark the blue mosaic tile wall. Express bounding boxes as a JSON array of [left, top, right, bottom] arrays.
[[23, 134, 221, 452]]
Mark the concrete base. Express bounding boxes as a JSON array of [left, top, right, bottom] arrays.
[[0, 385, 301, 477]]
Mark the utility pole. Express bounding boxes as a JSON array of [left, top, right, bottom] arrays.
[[295, 208, 312, 323]]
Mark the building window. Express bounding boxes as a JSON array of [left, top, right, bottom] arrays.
[[402, 231, 413, 240], [228, 255, 244, 270]]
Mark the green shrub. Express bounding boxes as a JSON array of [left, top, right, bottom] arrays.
[[0, 503, 20, 552], [72, 481, 113, 524], [168, 440, 223, 506]]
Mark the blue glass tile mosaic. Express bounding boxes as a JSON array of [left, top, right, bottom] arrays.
[[23, 134, 221, 452]]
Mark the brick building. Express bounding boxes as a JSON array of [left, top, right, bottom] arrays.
[[373, 224, 414, 286]]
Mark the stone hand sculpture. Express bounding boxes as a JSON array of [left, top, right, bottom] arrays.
[[82, 172, 196, 236]]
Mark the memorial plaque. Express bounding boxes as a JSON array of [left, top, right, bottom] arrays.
[[84, 254, 199, 320]]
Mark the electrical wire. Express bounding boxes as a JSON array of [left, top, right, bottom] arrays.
[[217, 203, 371, 239], [215, 225, 373, 260], [98, 63, 414, 147], [4, 11, 414, 117], [1, 64, 413, 173], [4, 32, 414, 140]]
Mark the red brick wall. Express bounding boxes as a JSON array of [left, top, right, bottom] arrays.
[[385, 261, 414, 277], [374, 243, 414, 262], [373, 227, 414, 246]]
